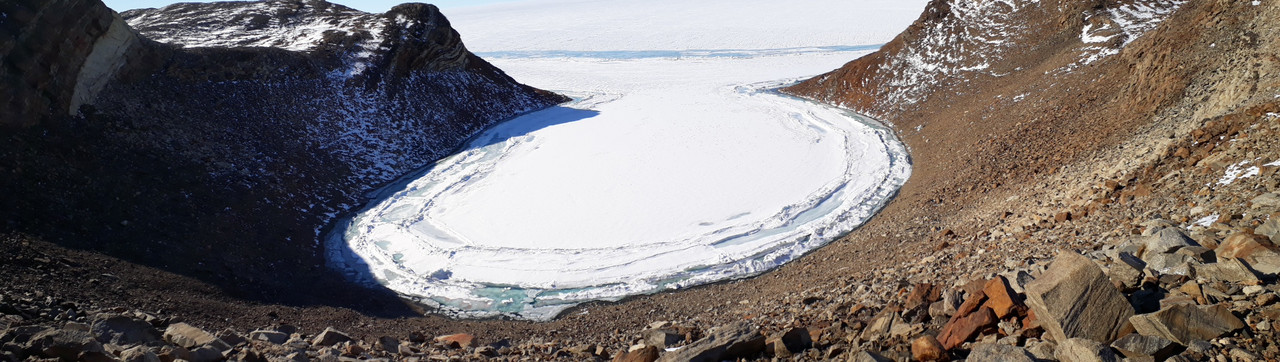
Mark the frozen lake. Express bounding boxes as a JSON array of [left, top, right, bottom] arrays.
[[327, 0, 924, 320]]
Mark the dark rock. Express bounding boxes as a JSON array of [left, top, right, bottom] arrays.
[[905, 283, 941, 310], [1025, 252, 1135, 343], [1109, 252, 1146, 291], [642, 329, 683, 349], [26, 328, 104, 361], [764, 327, 811, 357], [1129, 304, 1245, 344], [1111, 333, 1180, 360], [377, 336, 401, 355], [189, 346, 224, 362], [1055, 338, 1119, 362], [849, 350, 892, 362], [968, 343, 1036, 362], [216, 329, 245, 346], [656, 321, 764, 362], [91, 315, 161, 345]]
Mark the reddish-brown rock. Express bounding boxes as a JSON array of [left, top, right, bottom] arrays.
[[937, 307, 998, 350], [982, 276, 1022, 318], [911, 335, 947, 361], [435, 334, 476, 349], [614, 346, 659, 362]]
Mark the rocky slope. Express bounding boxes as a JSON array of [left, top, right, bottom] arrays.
[[4, 0, 1280, 361], [0, 0, 564, 313]]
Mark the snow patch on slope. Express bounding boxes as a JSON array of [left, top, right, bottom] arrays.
[[1064, 0, 1186, 72]]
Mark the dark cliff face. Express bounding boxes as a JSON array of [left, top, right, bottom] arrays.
[[0, 0, 566, 310]]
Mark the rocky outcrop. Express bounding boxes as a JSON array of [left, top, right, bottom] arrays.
[[0, 0, 565, 311]]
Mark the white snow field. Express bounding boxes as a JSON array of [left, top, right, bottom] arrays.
[[327, 0, 925, 320]]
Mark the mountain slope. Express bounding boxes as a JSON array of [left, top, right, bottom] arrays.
[[0, 0, 566, 310]]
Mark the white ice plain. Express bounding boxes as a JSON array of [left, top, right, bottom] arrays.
[[327, 0, 925, 320]]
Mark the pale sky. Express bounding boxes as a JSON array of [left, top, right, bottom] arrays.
[[102, 0, 519, 13]]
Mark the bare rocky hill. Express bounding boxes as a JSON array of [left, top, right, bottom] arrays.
[[3, 0, 1280, 361]]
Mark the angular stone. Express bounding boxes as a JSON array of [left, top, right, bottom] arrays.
[[1055, 338, 1119, 362], [1217, 233, 1280, 274], [377, 336, 402, 355], [1144, 253, 1193, 275], [91, 315, 161, 345], [643, 329, 683, 349], [1025, 252, 1135, 343], [937, 307, 997, 350], [858, 309, 899, 342], [1252, 193, 1280, 208], [119, 345, 161, 362], [905, 283, 940, 310], [434, 333, 474, 349], [164, 323, 231, 352], [189, 346, 224, 362], [250, 330, 288, 344], [849, 351, 892, 362], [1111, 333, 1179, 360], [983, 276, 1022, 318], [657, 321, 764, 362], [26, 328, 105, 361], [968, 343, 1035, 362], [1257, 218, 1279, 242], [216, 329, 245, 346], [1025, 340, 1056, 360], [1193, 258, 1262, 284], [1129, 304, 1245, 344], [614, 345, 659, 362], [764, 327, 810, 357], [1141, 228, 1198, 257], [1108, 252, 1146, 290], [910, 335, 946, 362]]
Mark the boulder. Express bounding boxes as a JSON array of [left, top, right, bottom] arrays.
[[1193, 258, 1262, 284], [1111, 333, 1179, 360], [983, 276, 1022, 318], [858, 309, 900, 342], [26, 328, 105, 361], [905, 283, 941, 310], [189, 346, 224, 362], [1025, 340, 1056, 360], [1252, 193, 1280, 208], [91, 315, 162, 345], [656, 321, 764, 362], [643, 329, 684, 349], [1217, 233, 1280, 274], [1108, 252, 1146, 290], [249, 330, 288, 344], [968, 343, 1036, 362], [910, 335, 946, 362], [1055, 338, 1119, 362], [1024, 252, 1135, 343], [164, 323, 231, 352], [764, 327, 810, 357], [1256, 218, 1279, 241], [434, 333, 474, 349], [937, 306, 997, 350], [1140, 228, 1198, 257], [377, 336, 403, 355], [613, 345, 659, 362], [1129, 304, 1244, 344]]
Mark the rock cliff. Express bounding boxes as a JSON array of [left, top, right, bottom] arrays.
[[0, 0, 566, 308]]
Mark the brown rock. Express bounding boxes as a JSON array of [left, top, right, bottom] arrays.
[[435, 333, 476, 349], [1129, 304, 1245, 344], [1217, 233, 1280, 274], [937, 307, 997, 350], [614, 346, 659, 362], [982, 276, 1022, 318], [911, 335, 947, 361], [764, 327, 811, 357], [1056, 211, 1072, 222], [905, 283, 940, 310], [1024, 252, 1135, 343]]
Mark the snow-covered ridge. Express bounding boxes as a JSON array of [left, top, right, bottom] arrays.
[[122, 1, 383, 52]]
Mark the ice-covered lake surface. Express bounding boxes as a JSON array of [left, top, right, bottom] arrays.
[[327, 0, 925, 320]]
